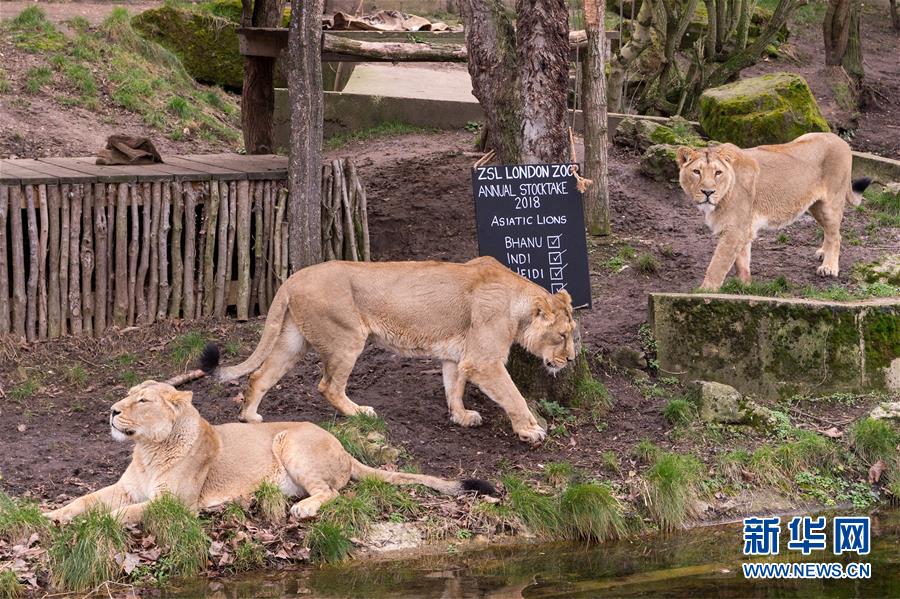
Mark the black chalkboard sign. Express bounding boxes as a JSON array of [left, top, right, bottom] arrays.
[[472, 163, 592, 309]]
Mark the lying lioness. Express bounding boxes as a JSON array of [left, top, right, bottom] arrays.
[[202, 256, 577, 443], [676, 132, 871, 290], [44, 381, 494, 524]]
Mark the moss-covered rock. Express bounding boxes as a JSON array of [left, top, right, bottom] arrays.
[[639, 144, 680, 182], [853, 255, 900, 286], [132, 6, 243, 89], [699, 73, 830, 148]]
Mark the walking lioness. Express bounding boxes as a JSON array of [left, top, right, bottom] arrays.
[[44, 381, 494, 524], [676, 132, 871, 290], [201, 257, 577, 444]]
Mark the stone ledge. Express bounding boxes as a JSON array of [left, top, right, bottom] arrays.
[[649, 292, 900, 399]]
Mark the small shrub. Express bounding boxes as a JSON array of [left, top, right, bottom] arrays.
[[632, 439, 660, 463], [777, 233, 789, 244], [305, 521, 352, 563], [663, 397, 696, 426], [544, 462, 575, 487], [167, 95, 194, 119], [0, 491, 49, 542], [850, 418, 900, 465], [502, 475, 560, 535], [776, 430, 838, 472], [142, 494, 208, 577], [10, 6, 48, 29], [601, 451, 621, 475], [559, 483, 626, 543], [0, 570, 23, 599], [319, 494, 376, 534], [25, 66, 53, 93], [538, 400, 571, 421], [253, 481, 287, 523], [635, 253, 659, 274], [641, 452, 702, 532], [49, 507, 127, 592], [233, 539, 265, 571]]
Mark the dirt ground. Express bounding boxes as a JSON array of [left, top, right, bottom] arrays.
[[1, 131, 895, 505], [745, 0, 900, 159]]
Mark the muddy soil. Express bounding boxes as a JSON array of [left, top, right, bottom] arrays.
[[1, 132, 894, 504]]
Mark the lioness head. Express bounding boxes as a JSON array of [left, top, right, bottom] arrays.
[[522, 290, 577, 374], [109, 381, 194, 443], [676, 145, 741, 214]]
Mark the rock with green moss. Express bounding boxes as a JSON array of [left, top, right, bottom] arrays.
[[853, 255, 900, 286], [699, 73, 830, 148], [640, 144, 680, 182], [688, 381, 745, 424], [132, 6, 243, 89]]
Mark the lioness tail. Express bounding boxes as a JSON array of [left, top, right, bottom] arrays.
[[848, 177, 872, 207], [349, 459, 497, 497], [198, 287, 292, 382]]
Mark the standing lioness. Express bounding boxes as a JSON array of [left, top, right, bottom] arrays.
[[202, 257, 577, 443], [676, 132, 871, 290]]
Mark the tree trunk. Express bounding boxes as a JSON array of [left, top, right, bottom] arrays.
[[582, 0, 611, 236], [842, 0, 864, 84], [608, 0, 655, 112], [287, 0, 324, 270], [459, 0, 523, 163], [242, 0, 282, 154], [891, 0, 900, 30], [0, 186, 8, 335], [824, 0, 852, 66], [517, 0, 569, 163]]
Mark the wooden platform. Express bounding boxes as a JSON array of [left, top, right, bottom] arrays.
[[0, 154, 288, 186]]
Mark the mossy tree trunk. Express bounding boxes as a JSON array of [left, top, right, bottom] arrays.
[[582, 0, 611, 236], [242, 0, 284, 154], [891, 0, 900, 30], [287, 0, 323, 269], [608, 0, 655, 112], [823, 0, 864, 102], [461, 0, 600, 411]]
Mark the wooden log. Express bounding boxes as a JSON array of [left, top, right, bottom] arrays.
[[135, 183, 151, 324], [126, 185, 139, 326], [146, 182, 161, 324], [214, 181, 229, 317], [347, 160, 370, 261], [169, 181, 184, 319], [250, 182, 263, 316], [0, 186, 9, 335], [203, 180, 221, 317], [263, 181, 274, 310], [320, 165, 335, 261], [80, 184, 94, 336], [182, 183, 197, 320], [93, 184, 108, 335], [322, 33, 468, 61], [9, 186, 26, 338], [157, 183, 171, 322], [279, 185, 289, 283], [339, 162, 359, 261], [37, 185, 49, 339], [331, 160, 344, 260], [236, 179, 251, 320], [68, 185, 83, 335], [195, 184, 207, 319], [59, 185, 70, 334], [106, 187, 115, 323], [46, 185, 61, 338], [273, 185, 285, 285], [24, 186, 38, 342], [113, 183, 129, 328], [223, 182, 237, 315]]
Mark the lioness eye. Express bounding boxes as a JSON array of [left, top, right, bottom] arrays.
[[692, 169, 700, 175], [138, 398, 147, 403], [715, 170, 722, 176]]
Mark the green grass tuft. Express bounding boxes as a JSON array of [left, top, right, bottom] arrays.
[[559, 483, 626, 543], [641, 452, 702, 532], [48, 507, 127, 592], [253, 481, 287, 523], [7, 7, 66, 53], [601, 451, 621, 475], [355, 476, 418, 518], [502, 475, 559, 535], [635, 253, 659, 274], [233, 539, 265, 571], [0, 491, 49, 542], [169, 332, 207, 365], [142, 494, 208, 577], [544, 462, 576, 487], [325, 122, 434, 150], [717, 275, 792, 296], [305, 521, 352, 563], [319, 494, 377, 534], [850, 418, 900, 465], [572, 375, 612, 411], [632, 439, 661, 463], [663, 397, 696, 426], [221, 502, 247, 525], [25, 66, 53, 94], [0, 570, 23, 599], [321, 417, 390, 466]]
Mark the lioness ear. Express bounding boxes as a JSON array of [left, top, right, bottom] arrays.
[[716, 143, 743, 164], [164, 390, 193, 410], [675, 146, 696, 167], [555, 289, 572, 306], [532, 296, 554, 322]]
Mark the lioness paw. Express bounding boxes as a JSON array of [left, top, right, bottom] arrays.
[[817, 264, 839, 277], [354, 405, 378, 417], [517, 425, 547, 445], [451, 410, 483, 428], [290, 502, 320, 520], [238, 411, 263, 423]]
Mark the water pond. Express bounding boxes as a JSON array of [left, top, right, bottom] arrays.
[[167, 509, 899, 598]]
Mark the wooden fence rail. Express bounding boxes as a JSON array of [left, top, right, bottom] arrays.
[[0, 154, 369, 340]]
